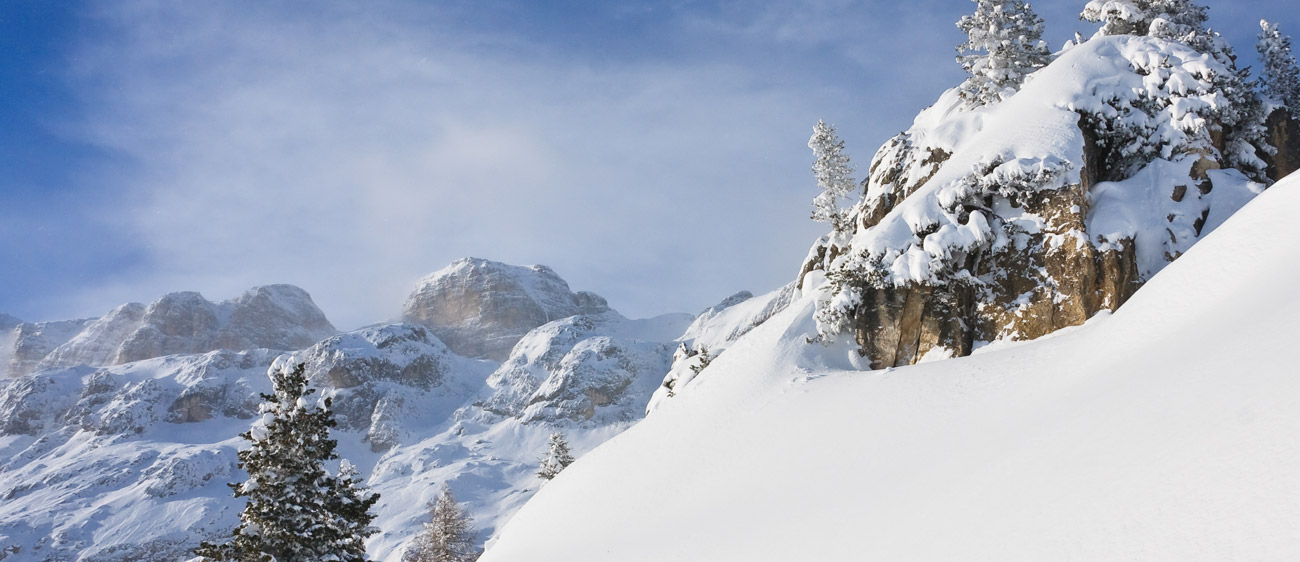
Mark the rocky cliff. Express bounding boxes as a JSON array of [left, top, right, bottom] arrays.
[[403, 258, 610, 361], [805, 36, 1277, 369], [10, 285, 336, 376]]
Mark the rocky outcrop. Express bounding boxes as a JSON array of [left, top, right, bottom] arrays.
[[403, 258, 610, 361], [807, 36, 1268, 369], [31, 285, 336, 373], [1265, 108, 1299, 181]]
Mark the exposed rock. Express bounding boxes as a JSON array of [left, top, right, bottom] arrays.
[[34, 285, 336, 372], [807, 37, 1262, 369], [402, 258, 609, 361], [1265, 108, 1300, 181]]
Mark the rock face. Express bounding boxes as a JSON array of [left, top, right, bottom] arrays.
[[29, 285, 336, 374], [403, 258, 610, 361], [807, 37, 1273, 369], [1265, 108, 1300, 181]]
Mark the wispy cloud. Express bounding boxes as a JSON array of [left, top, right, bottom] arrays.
[[59, 1, 846, 328]]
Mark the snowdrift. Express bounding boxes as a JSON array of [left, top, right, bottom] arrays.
[[481, 174, 1300, 561]]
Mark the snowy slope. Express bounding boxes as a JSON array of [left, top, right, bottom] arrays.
[[481, 175, 1300, 561]]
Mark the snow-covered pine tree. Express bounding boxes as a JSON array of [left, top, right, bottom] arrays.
[[328, 460, 382, 561], [402, 485, 480, 562], [1146, 0, 1209, 46], [808, 120, 856, 234], [955, 0, 1051, 106], [537, 431, 575, 481], [1082, 0, 1152, 36], [1082, 0, 1269, 180], [1083, 0, 1208, 43], [195, 360, 379, 562], [688, 345, 712, 375], [1259, 20, 1300, 110]]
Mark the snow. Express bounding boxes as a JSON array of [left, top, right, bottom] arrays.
[[481, 174, 1300, 561], [0, 297, 691, 560]]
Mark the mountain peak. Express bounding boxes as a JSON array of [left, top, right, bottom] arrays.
[[403, 258, 610, 361]]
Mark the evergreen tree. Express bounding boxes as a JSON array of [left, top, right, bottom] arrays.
[[687, 346, 713, 376], [196, 361, 379, 562], [1083, 0, 1209, 44], [808, 120, 857, 234], [955, 0, 1051, 106], [328, 460, 382, 561], [1082, 0, 1152, 36], [1147, 0, 1209, 47], [1259, 20, 1300, 110], [402, 485, 480, 562], [537, 432, 575, 481]]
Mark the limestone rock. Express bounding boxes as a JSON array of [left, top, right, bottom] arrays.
[[34, 285, 336, 372], [807, 36, 1267, 369], [1265, 108, 1300, 181], [402, 258, 609, 361]]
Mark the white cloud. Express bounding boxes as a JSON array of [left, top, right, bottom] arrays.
[[62, 1, 840, 328]]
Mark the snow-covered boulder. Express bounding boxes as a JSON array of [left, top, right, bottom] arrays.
[[806, 36, 1272, 368], [403, 258, 610, 361], [33, 285, 336, 373]]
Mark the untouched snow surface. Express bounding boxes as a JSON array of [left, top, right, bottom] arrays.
[[482, 175, 1300, 561]]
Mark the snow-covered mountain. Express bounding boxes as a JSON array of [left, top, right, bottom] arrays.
[[0, 260, 692, 561], [479, 152, 1300, 562], [4, 285, 336, 377]]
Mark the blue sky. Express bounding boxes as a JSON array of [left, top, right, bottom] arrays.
[[1, 0, 1296, 329]]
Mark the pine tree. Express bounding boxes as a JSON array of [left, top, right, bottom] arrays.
[[1147, 0, 1209, 47], [955, 0, 1051, 106], [537, 432, 575, 481], [328, 460, 382, 561], [1083, 0, 1209, 44], [687, 346, 712, 376], [196, 361, 379, 562], [402, 485, 480, 562], [1082, 0, 1152, 36], [1259, 20, 1300, 110], [808, 120, 856, 234]]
